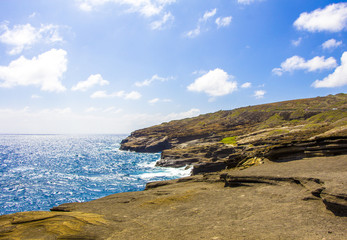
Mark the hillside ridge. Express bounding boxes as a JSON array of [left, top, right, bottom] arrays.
[[120, 93, 347, 173]]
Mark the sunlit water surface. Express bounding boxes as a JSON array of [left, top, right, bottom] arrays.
[[0, 135, 190, 215]]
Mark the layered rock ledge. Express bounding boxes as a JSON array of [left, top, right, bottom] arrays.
[[1, 155, 346, 239]]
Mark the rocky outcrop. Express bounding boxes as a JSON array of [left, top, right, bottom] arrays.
[[120, 136, 171, 153], [265, 136, 347, 161], [1, 155, 346, 239], [120, 94, 347, 174]]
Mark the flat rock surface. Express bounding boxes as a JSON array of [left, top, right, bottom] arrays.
[[1, 156, 347, 240]]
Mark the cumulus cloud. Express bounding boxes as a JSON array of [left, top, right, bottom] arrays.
[[151, 12, 174, 30], [254, 90, 266, 99], [241, 82, 252, 88], [0, 48, 67, 92], [135, 74, 172, 87], [294, 3, 347, 32], [272, 55, 337, 76], [312, 51, 347, 88], [72, 74, 109, 91], [76, 0, 175, 17], [90, 90, 142, 100], [215, 16, 232, 28], [322, 39, 342, 50], [187, 68, 237, 97], [0, 22, 63, 55]]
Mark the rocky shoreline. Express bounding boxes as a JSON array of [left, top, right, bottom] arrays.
[[1, 94, 346, 239], [0, 155, 346, 239]]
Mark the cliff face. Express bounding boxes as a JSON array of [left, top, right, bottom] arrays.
[[120, 94, 347, 173]]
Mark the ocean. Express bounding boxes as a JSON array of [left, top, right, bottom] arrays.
[[0, 134, 190, 216]]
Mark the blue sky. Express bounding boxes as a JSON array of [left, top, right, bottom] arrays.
[[0, 0, 346, 134]]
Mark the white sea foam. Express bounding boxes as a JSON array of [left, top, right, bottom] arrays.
[[137, 160, 157, 168], [139, 165, 192, 180]]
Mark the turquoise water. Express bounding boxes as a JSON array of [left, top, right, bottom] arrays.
[[0, 134, 190, 215]]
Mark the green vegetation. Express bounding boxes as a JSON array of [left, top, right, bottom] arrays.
[[221, 136, 237, 145], [307, 110, 347, 124], [290, 109, 306, 119], [258, 114, 285, 130]]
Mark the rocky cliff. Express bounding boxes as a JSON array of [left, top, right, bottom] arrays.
[[121, 93, 347, 174]]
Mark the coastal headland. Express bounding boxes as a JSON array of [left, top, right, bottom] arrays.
[[1, 94, 346, 239]]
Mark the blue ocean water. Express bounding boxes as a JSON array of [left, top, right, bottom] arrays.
[[0, 134, 190, 215]]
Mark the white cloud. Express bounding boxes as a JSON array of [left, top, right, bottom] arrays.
[[192, 70, 207, 75], [241, 82, 251, 88], [254, 90, 265, 99], [291, 37, 302, 47], [294, 3, 347, 32], [237, 0, 262, 5], [90, 90, 142, 100], [76, 0, 176, 17], [201, 8, 217, 22], [164, 108, 200, 121], [322, 39, 342, 50], [29, 12, 37, 18], [148, 98, 172, 104], [135, 74, 172, 87], [123, 91, 142, 100], [149, 98, 160, 104], [85, 107, 99, 112], [72, 74, 109, 91], [90, 90, 110, 98], [215, 16, 232, 28], [312, 51, 347, 88], [0, 48, 67, 92], [187, 68, 237, 97], [185, 8, 218, 38], [272, 55, 337, 76], [151, 12, 174, 30], [103, 107, 123, 114], [0, 22, 63, 55], [31, 94, 41, 99], [185, 26, 201, 38]]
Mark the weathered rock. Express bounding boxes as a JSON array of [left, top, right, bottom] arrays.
[[1, 155, 346, 239], [265, 136, 347, 161], [120, 94, 347, 174], [192, 161, 227, 175], [120, 136, 171, 153]]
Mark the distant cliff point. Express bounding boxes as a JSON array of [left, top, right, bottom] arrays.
[[121, 93, 347, 174]]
